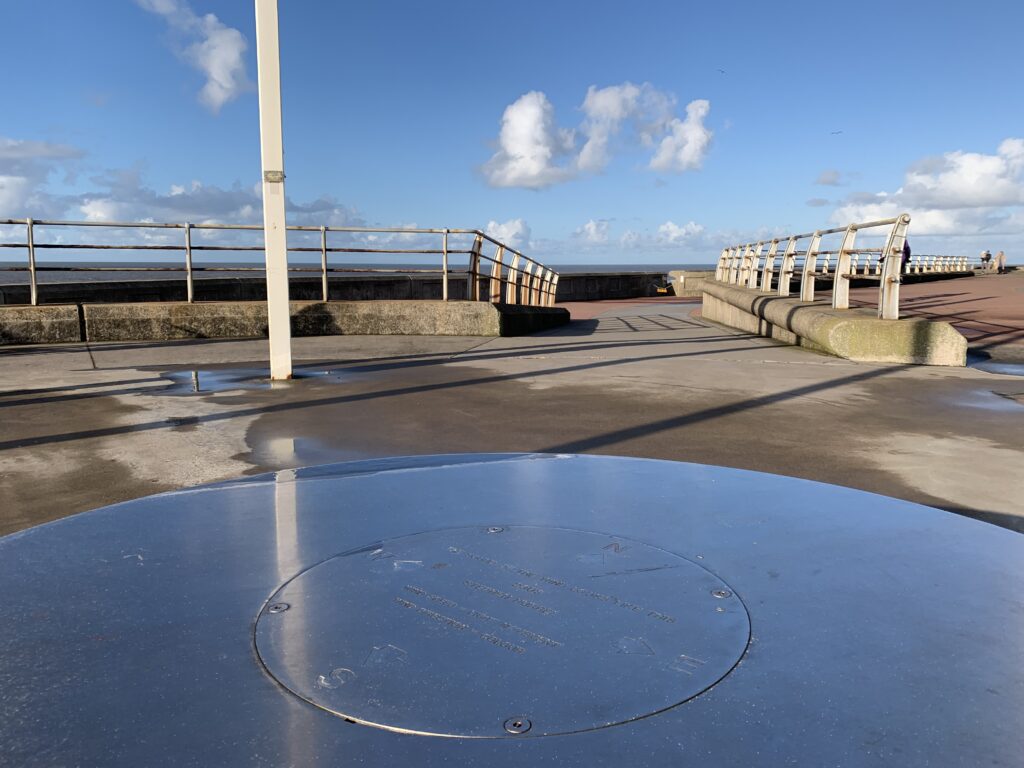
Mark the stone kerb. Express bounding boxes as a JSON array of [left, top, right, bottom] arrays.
[[701, 279, 967, 366]]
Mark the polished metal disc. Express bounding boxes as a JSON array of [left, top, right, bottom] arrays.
[[255, 526, 749, 737]]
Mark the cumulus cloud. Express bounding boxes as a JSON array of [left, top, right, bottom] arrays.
[[577, 83, 675, 172], [649, 100, 712, 173], [486, 218, 532, 249], [136, 0, 252, 113], [482, 92, 576, 189], [816, 169, 843, 186], [573, 218, 610, 244], [0, 137, 84, 219], [657, 220, 705, 243], [830, 138, 1024, 238], [484, 83, 712, 188], [0, 134, 366, 251]]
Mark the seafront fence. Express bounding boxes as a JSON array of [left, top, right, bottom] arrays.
[[712, 214, 975, 320], [0, 218, 559, 309]]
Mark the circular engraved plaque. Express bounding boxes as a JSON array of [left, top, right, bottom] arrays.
[[255, 526, 749, 737]]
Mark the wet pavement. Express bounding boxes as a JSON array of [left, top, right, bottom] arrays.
[[1, 294, 1022, 536]]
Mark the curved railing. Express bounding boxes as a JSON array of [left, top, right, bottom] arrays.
[[0, 218, 559, 309], [714, 215, 913, 319]]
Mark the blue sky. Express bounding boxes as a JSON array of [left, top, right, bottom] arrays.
[[1, 0, 1022, 263]]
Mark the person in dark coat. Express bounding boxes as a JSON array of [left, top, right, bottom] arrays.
[[901, 240, 911, 272]]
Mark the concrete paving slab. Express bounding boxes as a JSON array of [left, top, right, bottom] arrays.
[[1, 297, 1021, 536]]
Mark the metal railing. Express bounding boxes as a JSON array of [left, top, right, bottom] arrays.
[[0, 218, 559, 308], [714, 214, 917, 319]]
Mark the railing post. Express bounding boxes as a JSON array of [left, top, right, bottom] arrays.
[[760, 240, 779, 292], [738, 245, 751, 286], [728, 247, 740, 284], [715, 249, 728, 281], [184, 222, 194, 303], [747, 242, 763, 290], [778, 237, 797, 297], [878, 213, 910, 320], [530, 266, 544, 306], [320, 225, 328, 302], [442, 229, 449, 301], [26, 218, 38, 306], [521, 262, 534, 306], [800, 232, 822, 302], [466, 234, 482, 300], [539, 269, 553, 306], [489, 246, 504, 303], [831, 224, 857, 310], [547, 273, 559, 307], [505, 253, 520, 304]]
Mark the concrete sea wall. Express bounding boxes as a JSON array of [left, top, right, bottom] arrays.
[[701, 279, 967, 366], [0, 271, 670, 306], [0, 300, 569, 345]]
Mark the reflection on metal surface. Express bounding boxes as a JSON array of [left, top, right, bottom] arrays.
[[1, 454, 1022, 765], [255, 526, 749, 738]]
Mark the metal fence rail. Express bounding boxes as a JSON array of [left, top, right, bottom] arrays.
[[0, 218, 559, 308], [714, 215, 926, 319]]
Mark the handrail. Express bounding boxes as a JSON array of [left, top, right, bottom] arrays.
[[714, 215, 917, 319], [0, 218, 559, 308]]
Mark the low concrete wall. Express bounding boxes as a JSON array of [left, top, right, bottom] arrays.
[[554, 272, 667, 301], [0, 304, 81, 344], [0, 301, 569, 345], [668, 270, 714, 297], [701, 279, 967, 366]]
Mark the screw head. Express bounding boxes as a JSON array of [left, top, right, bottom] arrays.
[[268, 602, 290, 614], [503, 717, 532, 734], [711, 589, 732, 599]]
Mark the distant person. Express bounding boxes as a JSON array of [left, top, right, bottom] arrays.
[[901, 239, 911, 272], [994, 250, 1007, 274], [981, 250, 992, 270]]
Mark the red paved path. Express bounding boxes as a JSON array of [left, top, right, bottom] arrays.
[[557, 271, 1024, 360]]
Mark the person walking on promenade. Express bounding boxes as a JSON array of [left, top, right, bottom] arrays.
[[981, 250, 993, 270], [994, 250, 1007, 274], [901, 239, 911, 272]]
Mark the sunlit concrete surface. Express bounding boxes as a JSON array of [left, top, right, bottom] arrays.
[[1, 295, 1021, 536]]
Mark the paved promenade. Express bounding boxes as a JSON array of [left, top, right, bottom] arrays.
[[2, 285, 1022, 536]]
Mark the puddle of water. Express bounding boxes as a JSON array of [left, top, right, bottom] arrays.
[[252, 435, 369, 468], [967, 355, 1024, 377], [974, 361, 1024, 376], [163, 368, 350, 394], [950, 390, 1024, 412]]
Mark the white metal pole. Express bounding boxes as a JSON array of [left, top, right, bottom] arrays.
[[255, 0, 292, 380]]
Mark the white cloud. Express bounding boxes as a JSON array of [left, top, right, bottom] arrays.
[[482, 92, 576, 189], [80, 198, 125, 222], [0, 138, 83, 161], [0, 137, 84, 218], [573, 218, 609, 244], [816, 169, 843, 186], [657, 220, 704, 243], [0, 175, 34, 215], [577, 83, 674, 173], [484, 85, 711, 188], [807, 197, 830, 207], [486, 218, 532, 249], [136, 0, 252, 113], [830, 138, 1024, 238], [649, 100, 712, 172]]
